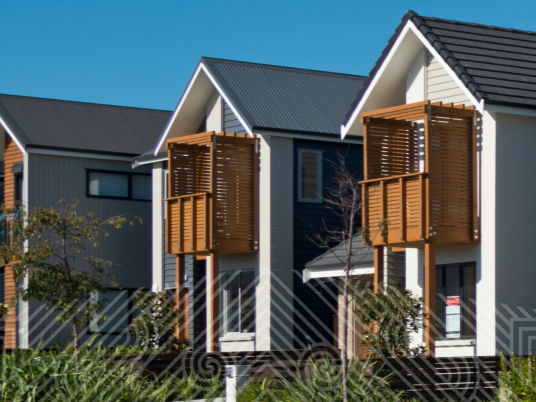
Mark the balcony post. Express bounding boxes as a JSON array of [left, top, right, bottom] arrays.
[[373, 246, 384, 293], [175, 255, 189, 340], [207, 252, 220, 352], [424, 241, 436, 357]]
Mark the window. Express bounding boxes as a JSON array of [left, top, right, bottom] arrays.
[[435, 263, 476, 339], [298, 149, 322, 202], [222, 271, 255, 334], [86, 170, 151, 201], [89, 289, 135, 334]]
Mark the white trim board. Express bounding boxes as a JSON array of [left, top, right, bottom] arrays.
[[303, 266, 374, 283], [155, 63, 253, 156], [132, 156, 168, 168], [341, 20, 483, 139], [0, 116, 26, 155], [254, 129, 363, 144]]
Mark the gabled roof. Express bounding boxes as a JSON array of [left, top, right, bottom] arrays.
[[202, 57, 367, 136], [0, 94, 171, 156], [344, 10, 536, 126], [305, 235, 373, 268]]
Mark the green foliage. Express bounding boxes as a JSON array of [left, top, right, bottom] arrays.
[[237, 378, 289, 402], [0, 199, 141, 348], [355, 285, 426, 358], [0, 339, 222, 402], [500, 352, 536, 401], [0, 303, 9, 320], [128, 290, 190, 351]]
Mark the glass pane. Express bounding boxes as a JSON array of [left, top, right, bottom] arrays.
[[462, 265, 476, 337], [91, 290, 129, 333], [444, 266, 461, 339], [301, 152, 319, 200], [89, 172, 128, 197], [240, 271, 255, 333], [132, 175, 151, 200], [226, 274, 241, 333]]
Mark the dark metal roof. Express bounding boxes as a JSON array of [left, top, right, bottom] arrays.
[[305, 235, 373, 268], [345, 10, 536, 125], [0, 94, 171, 156], [202, 57, 367, 136]]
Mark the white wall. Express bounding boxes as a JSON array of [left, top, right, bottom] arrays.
[[152, 162, 164, 292], [206, 91, 222, 132], [406, 49, 426, 104], [256, 134, 294, 351], [494, 112, 536, 355]]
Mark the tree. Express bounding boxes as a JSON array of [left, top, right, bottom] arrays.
[[0, 199, 141, 350], [308, 153, 372, 402], [355, 285, 426, 358]]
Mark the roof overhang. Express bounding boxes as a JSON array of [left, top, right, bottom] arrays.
[[0, 114, 26, 155], [341, 20, 484, 139], [154, 62, 253, 156]]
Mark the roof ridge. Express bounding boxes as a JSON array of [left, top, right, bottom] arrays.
[[0, 93, 172, 113], [201, 57, 368, 80]]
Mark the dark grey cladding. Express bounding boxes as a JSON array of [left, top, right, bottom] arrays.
[[0, 94, 171, 156]]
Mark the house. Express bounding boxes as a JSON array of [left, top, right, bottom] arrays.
[[342, 10, 536, 357], [0, 94, 170, 349], [133, 57, 367, 352]]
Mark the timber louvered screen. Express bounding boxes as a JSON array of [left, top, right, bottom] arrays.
[[364, 118, 419, 180], [361, 101, 479, 247], [166, 132, 258, 255]]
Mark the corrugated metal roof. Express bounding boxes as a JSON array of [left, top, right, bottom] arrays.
[[345, 10, 536, 124], [203, 58, 367, 135], [0, 94, 171, 156]]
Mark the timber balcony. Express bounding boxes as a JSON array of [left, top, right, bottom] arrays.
[[361, 100, 480, 248], [165, 131, 259, 256]]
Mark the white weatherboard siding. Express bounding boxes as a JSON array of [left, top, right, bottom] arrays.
[[257, 134, 294, 351], [152, 163, 164, 292], [494, 112, 536, 355], [426, 53, 470, 105]]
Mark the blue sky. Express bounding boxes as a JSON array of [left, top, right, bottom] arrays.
[[0, 0, 532, 111]]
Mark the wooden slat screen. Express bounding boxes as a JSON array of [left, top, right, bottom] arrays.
[[168, 144, 211, 198], [428, 108, 475, 231], [364, 118, 420, 180]]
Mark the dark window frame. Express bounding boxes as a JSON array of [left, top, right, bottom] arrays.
[[221, 270, 256, 335], [297, 149, 323, 203], [435, 262, 477, 340], [86, 169, 151, 202], [86, 287, 149, 335]]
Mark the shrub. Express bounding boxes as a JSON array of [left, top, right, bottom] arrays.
[[0, 340, 222, 402], [128, 290, 190, 351], [500, 352, 536, 401]]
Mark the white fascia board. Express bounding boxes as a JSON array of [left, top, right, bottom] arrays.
[[27, 147, 133, 162], [341, 23, 413, 139], [154, 63, 253, 156], [132, 156, 168, 169], [0, 114, 26, 155], [303, 266, 374, 283], [340, 20, 484, 139], [254, 129, 363, 144]]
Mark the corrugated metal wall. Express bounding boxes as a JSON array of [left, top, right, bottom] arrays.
[[426, 52, 470, 105], [223, 101, 247, 134], [27, 153, 152, 347]]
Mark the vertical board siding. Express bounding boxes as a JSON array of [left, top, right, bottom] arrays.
[[293, 140, 363, 348], [426, 52, 470, 105], [223, 101, 247, 134], [26, 153, 152, 347], [3, 136, 23, 349]]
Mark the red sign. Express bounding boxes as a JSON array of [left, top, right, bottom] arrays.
[[446, 297, 461, 306]]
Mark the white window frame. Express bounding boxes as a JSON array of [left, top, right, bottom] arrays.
[[221, 270, 256, 336], [297, 149, 323, 203]]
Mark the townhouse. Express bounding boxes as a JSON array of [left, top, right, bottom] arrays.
[[342, 11, 536, 357], [0, 95, 169, 348], [134, 57, 366, 352]]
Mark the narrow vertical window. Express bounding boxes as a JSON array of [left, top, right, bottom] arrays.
[[222, 270, 255, 334], [298, 149, 322, 203]]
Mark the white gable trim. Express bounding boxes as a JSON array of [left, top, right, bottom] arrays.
[[341, 20, 483, 139], [0, 115, 27, 155], [154, 63, 253, 156]]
